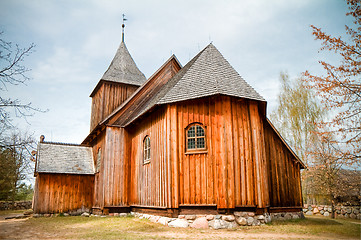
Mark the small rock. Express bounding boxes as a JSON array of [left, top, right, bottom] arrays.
[[320, 210, 324, 215], [109, 213, 114, 216], [44, 214, 51, 217], [323, 212, 330, 217], [248, 212, 255, 217], [318, 206, 323, 211], [353, 209, 359, 215], [119, 213, 127, 217], [81, 212, 90, 217], [190, 217, 209, 229], [284, 213, 292, 220], [313, 208, 319, 214], [234, 211, 242, 217], [206, 215, 214, 220], [222, 215, 235, 222], [227, 221, 238, 229], [252, 219, 261, 226], [185, 215, 196, 220], [33, 214, 42, 218], [168, 219, 189, 228], [236, 217, 247, 226], [215, 215, 222, 219], [302, 208, 307, 212], [346, 208, 352, 214], [113, 213, 119, 217], [308, 205, 312, 211], [350, 213, 356, 219], [178, 215, 185, 219], [292, 214, 299, 219], [257, 215, 265, 220]]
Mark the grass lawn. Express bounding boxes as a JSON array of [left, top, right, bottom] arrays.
[[0, 210, 360, 239]]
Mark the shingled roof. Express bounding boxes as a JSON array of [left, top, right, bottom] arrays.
[[117, 43, 265, 126], [101, 41, 146, 86], [36, 142, 94, 175]]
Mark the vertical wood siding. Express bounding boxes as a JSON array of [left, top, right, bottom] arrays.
[[129, 107, 169, 208], [33, 173, 94, 214], [168, 96, 269, 209], [92, 131, 106, 208], [264, 123, 303, 207], [90, 83, 138, 130]]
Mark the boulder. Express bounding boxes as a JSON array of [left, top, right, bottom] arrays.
[[252, 219, 261, 226], [257, 215, 265, 220], [313, 208, 319, 214], [215, 215, 222, 219], [284, 213, 292, 220], [119, 213, 127, 217], [346, 208, 352, 214], [307, 205, 313, 211], [305, 211, 313, 216], [178, 215, 185, 219], [292, 214, 299, 219], [320, 210, 324, 215], [247, 217, 254, 226], [209, 219, 229, 229], [350, 213, 356, 219], [190, 217, 209, 229], [323, 212, 330, 217], [168, 219, 189, 228], [235, 217, 247, 226]]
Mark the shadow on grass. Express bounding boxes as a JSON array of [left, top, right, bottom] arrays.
[[271, 217, 342, 226]]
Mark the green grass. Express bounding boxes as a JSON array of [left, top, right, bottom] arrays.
[[1, 210, 360, 239], [247, 216, 360, 239]]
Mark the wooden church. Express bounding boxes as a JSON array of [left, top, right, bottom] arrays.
[[33, 32, 305, 216]]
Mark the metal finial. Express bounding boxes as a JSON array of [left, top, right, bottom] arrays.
[[122, 14, 127, 42]]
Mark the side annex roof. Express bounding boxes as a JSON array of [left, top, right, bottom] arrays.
[[36, 142, 94, 175]]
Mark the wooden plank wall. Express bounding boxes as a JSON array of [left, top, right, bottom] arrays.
[[92, 131, 106, 208], [129, 107, 169, 208], [90, 82, 138, 130], [168, 96, 269, 209], [33, 173, 94, 214], [264, 123, 303, 207], [102, 127, 129, 207]]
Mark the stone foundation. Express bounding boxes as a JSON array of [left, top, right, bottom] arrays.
[[0, 201, 32, 210], [303, 205, 361, 219], [31, 209, 305, 229]]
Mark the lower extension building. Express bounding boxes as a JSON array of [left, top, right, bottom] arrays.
[[33, 37, 305, 217]]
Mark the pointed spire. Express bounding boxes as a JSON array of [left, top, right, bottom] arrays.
[[122, 14, 127, 43], [101, 41, 146, 86]]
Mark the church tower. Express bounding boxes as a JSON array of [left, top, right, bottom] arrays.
[[89, 24, 146, 130]]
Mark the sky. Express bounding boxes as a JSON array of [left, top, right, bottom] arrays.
[[0, 0, 353, 145]]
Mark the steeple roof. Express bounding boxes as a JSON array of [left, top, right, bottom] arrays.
[[101, 41, 146, 86], [157, 43, 265, 104]]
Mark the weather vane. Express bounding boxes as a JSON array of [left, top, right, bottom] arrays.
[[122, 14, 127, 43]]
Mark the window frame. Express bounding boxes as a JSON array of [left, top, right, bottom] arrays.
[[143, 135, 151, 164], [96, 148, 101, 172], [185, 123, 207, 154]]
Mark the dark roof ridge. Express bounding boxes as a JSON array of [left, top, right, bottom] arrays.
[[40, 141, 85, 147]]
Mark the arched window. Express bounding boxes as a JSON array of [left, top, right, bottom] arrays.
[[96, 148, 101, 172], [143, 136, 151, 164], [186, 123, 206, 151]]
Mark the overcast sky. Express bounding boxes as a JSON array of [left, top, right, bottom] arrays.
[[0, 0, 352, 145]]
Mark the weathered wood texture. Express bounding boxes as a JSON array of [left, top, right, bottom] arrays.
[[90, 82, 138, 130], [167, 96, 269, 209], [33, 173, 94, 213], [129, 107, 169, 208], [264, 121, 303, 207], [91, 127, 129, 208]]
